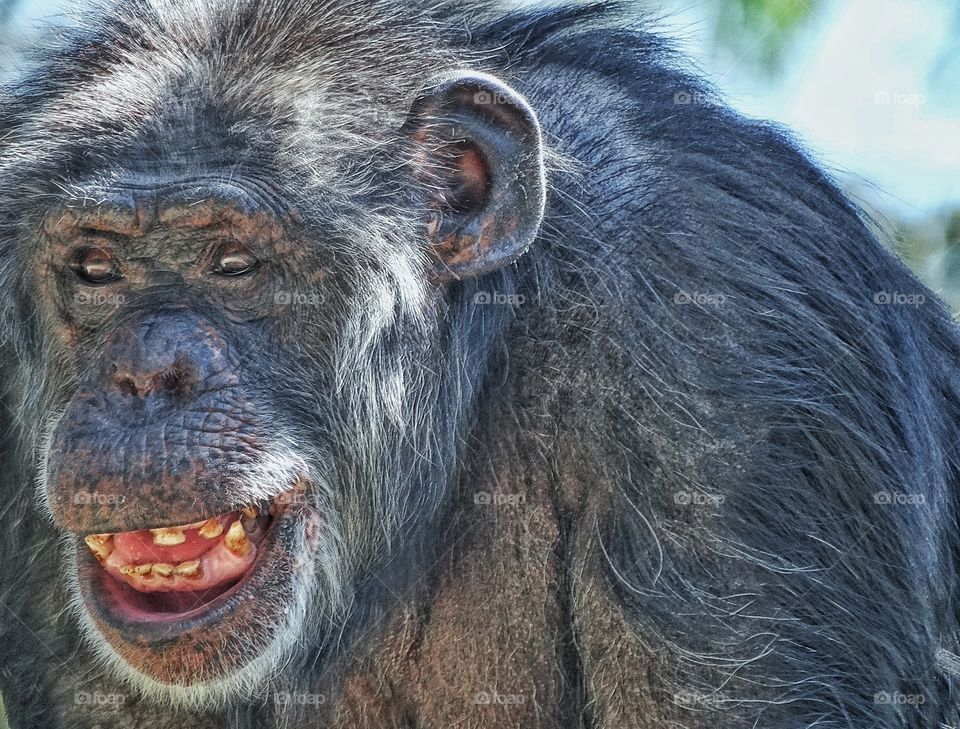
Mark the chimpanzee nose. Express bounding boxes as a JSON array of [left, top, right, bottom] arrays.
[[100, 311, 234, 408], [48, 309, 255, 534], [111, 358, 196, 399]]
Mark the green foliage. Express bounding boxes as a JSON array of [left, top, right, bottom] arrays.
[[890, 208, 960, 315], [946, 211, 960, 249], [713, 0, 822, 75]]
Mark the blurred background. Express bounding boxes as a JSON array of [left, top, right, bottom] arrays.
[[652, 0, 960, 310], [0, 1, 956, 726], [1, 0, 957, 306]]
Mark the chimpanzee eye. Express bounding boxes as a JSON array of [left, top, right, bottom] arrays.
[[213, 245, 259, 277], [74, 248, 122, 284]]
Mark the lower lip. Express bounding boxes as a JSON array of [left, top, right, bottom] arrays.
[[96, 563, 249, 623]]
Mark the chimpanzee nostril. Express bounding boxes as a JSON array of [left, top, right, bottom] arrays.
[[111, 370, 152, 397], [110, 358, 197, 399], [162, 359, 198, 397]]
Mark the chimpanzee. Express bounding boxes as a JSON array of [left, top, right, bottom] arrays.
[[0, 1, 957, 728]]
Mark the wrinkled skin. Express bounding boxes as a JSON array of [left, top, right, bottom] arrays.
[[2, 2, 960, 729]]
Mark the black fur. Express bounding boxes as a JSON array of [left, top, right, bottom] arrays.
[[469, 8, 960, 725]]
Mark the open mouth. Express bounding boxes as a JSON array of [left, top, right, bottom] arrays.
[[71, 477, 316, 685], [81, 486, 301, 623]]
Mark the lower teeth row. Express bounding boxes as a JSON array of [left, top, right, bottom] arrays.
[[121, 560, 201, 579]]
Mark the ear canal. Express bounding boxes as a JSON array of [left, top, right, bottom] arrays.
[[406, 71, 547, 283]]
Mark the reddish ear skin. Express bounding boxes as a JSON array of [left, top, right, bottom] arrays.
[[407, 72, 547, 284], [439, 145, 489, 214]]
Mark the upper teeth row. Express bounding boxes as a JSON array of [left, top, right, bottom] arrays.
[[148, 507, 261, 546], [85, 520, 253, 564]]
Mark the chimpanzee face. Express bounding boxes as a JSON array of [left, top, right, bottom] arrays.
[[0, 10, 545, 705], [38, 181, 361, 696]]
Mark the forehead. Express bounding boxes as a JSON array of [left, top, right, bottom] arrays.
[[43, 181, 291, 247]]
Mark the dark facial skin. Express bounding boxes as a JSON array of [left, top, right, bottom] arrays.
[[38, 185, 325, 685], [45, 192, 297, 534]]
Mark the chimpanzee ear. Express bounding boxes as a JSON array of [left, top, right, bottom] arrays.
[[406, 71, 547, 283]]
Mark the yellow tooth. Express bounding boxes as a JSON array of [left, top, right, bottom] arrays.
[[120, 564, 153, 578], [224, 520, 251, 557], [173, 559, 201, 578], [151, 528, 186, 546], [198, 519, 224, 539], [84, 535, 114, 562], [242, 506, 258, 519], [152, 563, 175, 577]]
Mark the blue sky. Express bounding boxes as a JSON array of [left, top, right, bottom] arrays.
[[661, 0, 959, 220]]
